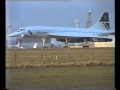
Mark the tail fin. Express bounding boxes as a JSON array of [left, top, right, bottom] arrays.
[[88, 12, 110, 30]]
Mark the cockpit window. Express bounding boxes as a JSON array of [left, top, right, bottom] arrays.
[[18, 28, 25, 32]]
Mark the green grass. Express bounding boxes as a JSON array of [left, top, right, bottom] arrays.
[[6, 48, 115, 68], [6, 66, 115, 89], [6, 48, 115, 89]]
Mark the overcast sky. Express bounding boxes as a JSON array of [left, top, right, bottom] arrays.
[[6, 0, 115, 34]]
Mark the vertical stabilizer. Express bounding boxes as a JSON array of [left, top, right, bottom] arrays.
[[88, 12, 110, 30]]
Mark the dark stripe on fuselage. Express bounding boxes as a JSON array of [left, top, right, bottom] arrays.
[[28, 30, 32, 35]]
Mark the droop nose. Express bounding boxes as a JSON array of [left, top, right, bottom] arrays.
[[8, 32, 22, 37]]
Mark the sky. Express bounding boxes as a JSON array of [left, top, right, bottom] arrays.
[[6, 0, 115, 34]]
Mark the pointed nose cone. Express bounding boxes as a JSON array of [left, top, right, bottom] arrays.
[[8, 32, 22, 37]]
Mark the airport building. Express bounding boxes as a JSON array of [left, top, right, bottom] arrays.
[[6, 36, 115, 48]]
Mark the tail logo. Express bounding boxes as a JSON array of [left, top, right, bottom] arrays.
[[100, 12, 109, 22], [102, 23, 110, 30], [100, 12, 110, 30]]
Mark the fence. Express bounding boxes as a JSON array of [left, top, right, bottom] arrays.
[[6, 47, 115, 68]]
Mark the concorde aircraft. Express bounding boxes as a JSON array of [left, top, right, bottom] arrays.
[[8, 12, 115, 47]]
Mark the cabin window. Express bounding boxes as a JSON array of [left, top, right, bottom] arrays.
[[18, 28, 25, 32]]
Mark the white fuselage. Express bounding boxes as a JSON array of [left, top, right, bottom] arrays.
[[8, 26, 114, 38]]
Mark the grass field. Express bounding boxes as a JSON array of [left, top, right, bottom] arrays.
[[6, 66, 115, 89], [6, 48, 115, 89], [6, 48, 115, 68]]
